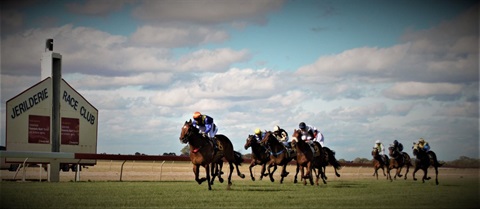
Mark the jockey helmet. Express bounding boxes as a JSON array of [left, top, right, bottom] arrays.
[[254, 128, 262, 135], [419, 138, 425, 143], [299, 122, 306, 129], [375, 140, 381, 144], [393, 140, 398, 145], [273, 125, 280, 132], [193, 111, 202, 119]]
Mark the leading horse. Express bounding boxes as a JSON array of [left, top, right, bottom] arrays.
[[387, 146, 412, 181], [412, 144, 443, 185], [244, 134, 270, 181], [180, 120, 245, 190], [290, 129, 315, 185], [260, 131, 295, 183]]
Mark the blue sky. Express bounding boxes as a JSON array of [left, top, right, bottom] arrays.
[[1, 0, 478, 161]]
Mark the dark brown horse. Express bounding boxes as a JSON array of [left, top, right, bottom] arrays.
[[317, 146, 342, 181], [244, 134, 270, 181], [179, 120, 214, 190], [290, 129, 315, 185], [180, 120, 245, 190], [260, 131, 294, 183], [387, 146, 412, 181], [412, 144, 443, 185], [371, 147, 389, 180]]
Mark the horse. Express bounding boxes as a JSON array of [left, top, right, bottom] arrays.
[[371, 147, 389, 180], [179, 120, 214, 190], [317, 146, 342, 181], [244, 134, 270, 181], [387, 146, 412, 181], [412, 144, 443, 185], [180, 120, 245, 190], [290, 129, 315, 185], [260, 131, 295, 183]]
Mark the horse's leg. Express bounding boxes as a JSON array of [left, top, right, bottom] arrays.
[[294, 163, 299, 184], [434, 166, 439, 185], [249, 162, 255, 181], [260, 164, 267, 180], [422, 168, 428, 183], [235, 163, 245, 178], [193, 164, 206, 184], [386, 166, 392, 182], [205, 164, 212, 190], [268, 163, 277, 182], [307, 164, 314, 186], [280, 164, 288, 184], [210, 162, 216, 185], [334, 164, 341, 177], [227, 162, 234, 186], [217, 162, 224, 183], [404, 165, 410, 180], [412, 166, 419, 181]]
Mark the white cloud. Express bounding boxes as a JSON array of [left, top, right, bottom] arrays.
[[296, 44, 411, 79], [131, 25, 229, 48], [132, 0, 284, 25], [383, 82, 463, 100], [66, 0, 133, 16]]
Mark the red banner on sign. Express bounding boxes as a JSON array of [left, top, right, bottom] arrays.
[[28, 115, 50, 144], [61, 117, 79, 145]]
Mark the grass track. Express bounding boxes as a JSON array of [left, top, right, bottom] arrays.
[[1, 177, 478, 209]]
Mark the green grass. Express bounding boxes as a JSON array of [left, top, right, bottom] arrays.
[[1, 178, 478, 209]]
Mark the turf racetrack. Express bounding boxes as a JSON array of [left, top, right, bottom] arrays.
[[1, 161, 478, 209]]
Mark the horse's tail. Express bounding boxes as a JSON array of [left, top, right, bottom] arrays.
[[323, 147, 341, 170], [428, 151, 444, 167], [233, 151, 244, 165]]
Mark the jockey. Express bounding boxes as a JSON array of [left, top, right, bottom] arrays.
[[298, 122, 324, 147], [374, 139, 389, 163], [272, 125, 290, 148], [254, 128, 266, 142], [392, 140, 404, 153], [374, 140, 386, 155], [417, 138, 430, 152], [192, 111, 218, 149]]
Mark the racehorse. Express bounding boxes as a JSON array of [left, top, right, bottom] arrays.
[[290, 129, 315, 185], [412, 144, 443, 185], [179, 120, 214, 190], [317, 146, 342, 181], [260, 131, 295, 183], [371, 147, 389, 180], [244, 134, 270, 181], [180, 120, 245, 190], [387, 146, 412, 181]]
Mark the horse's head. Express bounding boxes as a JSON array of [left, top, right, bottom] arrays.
[[290, 129, 302, 146], [259, 131, 273, 146], [371, 147, 379, 157], [412, 142, 420, 156], [388, 146, 395, 157], [244, 135, 255, 150], [179, 119, 197, 144]]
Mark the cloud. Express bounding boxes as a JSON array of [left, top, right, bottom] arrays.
[[295, 43, 411, 79], [130, 25, 229, 48], [383, 82, 463, 101], [66, 0, 133, 16], [176, 49, 251, 72], [132, 0, 284, 25]]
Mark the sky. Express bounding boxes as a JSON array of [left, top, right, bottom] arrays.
[[1, 0, 478, 161]]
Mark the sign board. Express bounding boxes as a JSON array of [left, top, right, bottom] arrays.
[[6, 78, 98, 164]]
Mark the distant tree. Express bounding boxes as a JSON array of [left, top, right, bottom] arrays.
[[447, 156, 480, 168], [180, 145, 190, 156], [353, 157, 371, 164]]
